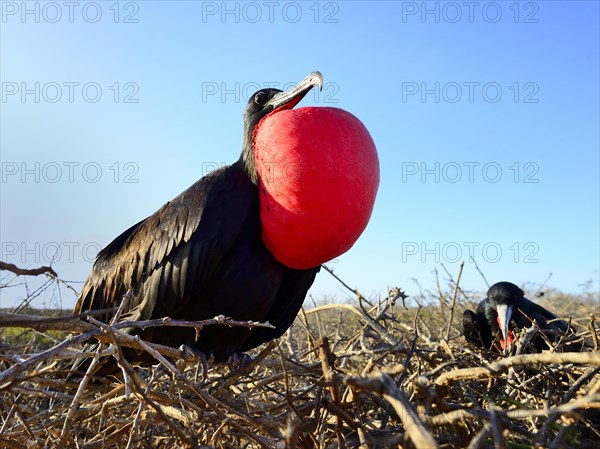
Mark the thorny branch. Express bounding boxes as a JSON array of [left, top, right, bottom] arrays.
[[0, 268, 598, 448], [0, 261, 58, 278]]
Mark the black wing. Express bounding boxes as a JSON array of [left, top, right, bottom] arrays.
[[74, 161, 254, 325], [463, 308, 494, 349], [514, 297, 571, 334]]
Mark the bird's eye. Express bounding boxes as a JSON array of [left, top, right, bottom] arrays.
[[254, 92, 267, 105]]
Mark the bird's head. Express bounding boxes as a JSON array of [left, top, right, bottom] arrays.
[[486, 281, 524, 353], [242, 72, 323, 184], [240, 71, 379, 270]]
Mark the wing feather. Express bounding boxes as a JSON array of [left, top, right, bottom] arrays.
[[74, 162, 253, 324]]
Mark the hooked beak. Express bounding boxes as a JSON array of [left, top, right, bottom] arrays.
[[496, 303, 514, 353], [265, 71, 323, 112]]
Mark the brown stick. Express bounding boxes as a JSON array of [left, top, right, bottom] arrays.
[[0, 312, 275, 333], [425, 393, 600, 428], [319, 337, 346, 448], [305, 304, 400, 346], [435, 352, 600, 386], [0, 261, 57, 277], [0, 314, 274, 384], [444, 260, 465, 340], [344, 371, 439, 449]]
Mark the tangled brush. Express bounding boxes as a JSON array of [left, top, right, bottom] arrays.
[[0, 263, 599, 448]]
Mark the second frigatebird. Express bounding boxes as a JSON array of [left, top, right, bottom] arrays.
[[463, 281, 572, 353], [73, 71, 379, 370]]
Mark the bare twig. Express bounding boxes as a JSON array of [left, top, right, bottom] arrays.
[[435, 352, 600, 386], [470, 257, 490, 288], [0, 261, 57, 278], [345, 371, 439, 449], [1, 267, 597, 448], [444, 260, 465, 340]]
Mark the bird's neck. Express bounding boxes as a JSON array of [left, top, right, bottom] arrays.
[[241, 133, 259, 185]]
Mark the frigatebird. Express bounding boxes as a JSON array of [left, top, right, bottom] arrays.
[[463, 281, 572, 353], [73, 73, 334, 366]]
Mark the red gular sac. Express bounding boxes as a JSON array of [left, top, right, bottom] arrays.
[[253, 106, 380, 269], [498, 329, 516, 352], [496, 314, 516, 352]]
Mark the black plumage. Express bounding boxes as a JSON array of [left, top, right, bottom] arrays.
[[463, 281, 572, 352], [74, 73, 323, 367]]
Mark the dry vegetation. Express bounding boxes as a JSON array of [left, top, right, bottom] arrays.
[[0, 263, 599, 449]]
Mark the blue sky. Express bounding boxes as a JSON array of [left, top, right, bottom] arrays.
[[1, 1, 599, 309]]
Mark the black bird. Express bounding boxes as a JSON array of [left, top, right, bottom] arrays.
[[73, 73, 325, 367], [463, 281, 572, 353]]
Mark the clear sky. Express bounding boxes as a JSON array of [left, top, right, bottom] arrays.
[[1, 1, 599, 309]]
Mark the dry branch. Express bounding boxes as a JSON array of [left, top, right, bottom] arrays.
[[434, 352, 600, 386], [345, 370, 439, 449], [1, 270, 598, 448], [0, 313, 275, 386], [0, 261, 57, 277]]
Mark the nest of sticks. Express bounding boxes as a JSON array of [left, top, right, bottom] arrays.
[[0, 266, 599, 449]]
